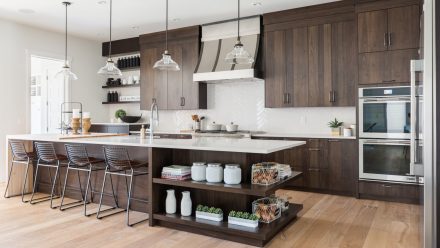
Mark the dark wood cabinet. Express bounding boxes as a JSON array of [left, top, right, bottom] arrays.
[[358, 180, 421, 204], [139, 26, 206, 111], [306, 139, 329, 190], [264, 12, 357, 108], [359, 49, 419, 84], [357, 1, 421, 85], [327, 139, 357, 195]]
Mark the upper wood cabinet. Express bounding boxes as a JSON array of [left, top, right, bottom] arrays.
[[139, 26, 206, 111], [358, 5, 420, 53], [264, 18, 357, 108]]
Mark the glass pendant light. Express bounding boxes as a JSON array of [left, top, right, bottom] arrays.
[[153, 0, 180, 71], [55, 2, 78, 80], [225, 0, 254, 65], [98, 0, 122, 76]]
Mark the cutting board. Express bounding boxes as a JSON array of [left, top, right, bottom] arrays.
[[58, 133, 128, 140]]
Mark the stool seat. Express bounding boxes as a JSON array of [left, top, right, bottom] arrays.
[[69, 157, 104, 167], [38, 154, 68, 164], [111, 160, 148, 171], [13, 152, 36, 161]]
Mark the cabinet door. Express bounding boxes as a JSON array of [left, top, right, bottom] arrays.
[[388, 5, 420, 51], [265, 30, 287, 108], [181, 40, 203, 110], [140, 47, 158, 110], [327, 140, 357, 195], [358, 10, 388, 53], [306, 139, 328, 189], [308, 24, 332, 107], [358, 52, 388, 84], [154, 47, 168, 110], [286, 27, 308, 107], [283, 145, 307, 187], [388, 49, 419, 83], [331, 21, 357, 106], [166, 43, 183, 110]]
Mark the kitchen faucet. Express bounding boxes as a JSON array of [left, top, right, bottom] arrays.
[[149, 101, 159, 140]]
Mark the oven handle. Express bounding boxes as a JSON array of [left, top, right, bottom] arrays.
[[410, 59, 424, 176], [361, 99, 410, 104], [362, 140, 410, 146]]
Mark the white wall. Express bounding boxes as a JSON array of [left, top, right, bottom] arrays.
[[0, 18, 107, 182], [110, 81, 356, 134]]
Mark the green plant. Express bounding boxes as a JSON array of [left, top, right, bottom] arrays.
[[328, 118, 343, 128], [250, 214, 259, 221], [196, 204, 204, 212], [208, 207, 216, 213], [242, 212, 250, 219], [229, 211, 236, 217], [115, 109, 126, 119], [214, 208, 223, 215], [202, 206, 209, 212]]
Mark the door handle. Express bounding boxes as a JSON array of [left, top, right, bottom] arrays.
[[332, 91, 336, 103], [182, 97, 185, 106], [308, 168, 320, 171], [388, 33, 392, 47], [384, 33, 388, 48], [287, 93, 291, 104], [308, 148, 321, 151], [381, 184, 392, 188]]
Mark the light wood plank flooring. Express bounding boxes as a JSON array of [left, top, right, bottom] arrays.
[[0, 184, 422, 248]]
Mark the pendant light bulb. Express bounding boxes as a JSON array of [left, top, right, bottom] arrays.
[[97, 0, 122, 76], [225, 0, 254, 65], [153, 0, 180, 71], [56, 1, 78, 80]]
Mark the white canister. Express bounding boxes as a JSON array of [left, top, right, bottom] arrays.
[[224, 164, 241, 185], [350, 124, 357, 136], [165, 189, 176, 214], [206, 163, 223, 183], [343, 128, 352, 137], [191, 162, 207, 181], [180, 191, 192, 216]]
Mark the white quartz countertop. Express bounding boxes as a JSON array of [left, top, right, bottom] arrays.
[[92, 123, 148, 126], [6, 134, 306, 154], [252, 133, 357, 140]]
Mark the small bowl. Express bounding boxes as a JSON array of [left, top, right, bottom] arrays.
[[120, 115, 142, 123]]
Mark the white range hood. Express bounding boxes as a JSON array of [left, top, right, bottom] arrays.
[[193, 16, 262, 83]]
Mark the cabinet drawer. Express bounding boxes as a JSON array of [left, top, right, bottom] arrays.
[[358, 180, 422, 204], [307, 168, 329, 190]]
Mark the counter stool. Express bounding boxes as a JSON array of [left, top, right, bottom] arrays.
[[97, 146, 149, 226], [60, 144, 117, 216], [4, 141, 36, 203], [30, 142, 68, 209]]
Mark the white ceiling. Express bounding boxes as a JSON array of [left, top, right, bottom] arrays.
[[0, 0, 339, 41]]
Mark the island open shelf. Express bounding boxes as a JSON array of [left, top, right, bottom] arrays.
[[153, 203, 303, 247], [152, 171, 302, 197]]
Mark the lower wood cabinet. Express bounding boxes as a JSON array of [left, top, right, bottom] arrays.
[[358, 180, 422, 204]]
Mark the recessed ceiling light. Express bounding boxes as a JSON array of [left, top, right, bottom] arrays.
[[171, 18, 181, 22], [97, 1, 107, 5], [252, 2, 262, 7], [18, 8, 36, 14]]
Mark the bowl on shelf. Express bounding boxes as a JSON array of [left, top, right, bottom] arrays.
[[120, 115, 142, 123]]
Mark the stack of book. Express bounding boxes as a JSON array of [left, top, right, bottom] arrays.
[[161, 165, 191, 180]]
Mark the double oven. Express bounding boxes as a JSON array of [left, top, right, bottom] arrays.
[[359, 83, 423, 184]]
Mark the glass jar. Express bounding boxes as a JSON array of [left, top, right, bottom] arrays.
[[224, 164, 241, 185], [206, 163, 223, 183], [191, 162, 206, 181]]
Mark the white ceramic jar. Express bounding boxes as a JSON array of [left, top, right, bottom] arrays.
[[165, 189, 176, 214], [180, 191, 192, 216], [191, 162, 207, 181], [206, 163, 223, 183], [224, 164, 241, 185]]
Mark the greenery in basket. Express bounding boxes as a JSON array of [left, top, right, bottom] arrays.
[[196, 204, 223, 215], [327, 118, 343, 128], [115, 109, 127, 119], [229, 210, 259, 221]]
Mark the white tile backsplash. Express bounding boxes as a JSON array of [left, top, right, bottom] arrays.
[[109, 80, 356, 134]]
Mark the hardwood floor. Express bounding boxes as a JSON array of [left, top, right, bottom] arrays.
[[0, 184, 421, 248]]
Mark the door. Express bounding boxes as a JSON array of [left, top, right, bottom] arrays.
[[388, 5, 420, 51], [328, 139, 356, 194], [358, 10, 388, 53], [308, 24, 332, 107], [286, 27, 308, 107], [331, 20, 357, 106], [181, 40, 201, 110], [30, 55, 66, 134], [166, 43, 183, 110], [265, 30, 286, 108], [389, 49, 420, 83], [140, 47, 158, 110]]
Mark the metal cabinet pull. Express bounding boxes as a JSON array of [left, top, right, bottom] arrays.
[[308, 148, 321, 151], [381, 184, 392, 188], [287, 93, 291, 104], [332, 91, 336, 103], [183, 97, 185, 106], [328, 139, 340, 142], [384, 33, 388, 48], [308, 168, 320, 172], [180, 97, 185, 106], [388, 33, 392, 47]]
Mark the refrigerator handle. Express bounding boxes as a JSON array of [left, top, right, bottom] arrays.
[[410, 59, 424, 175]]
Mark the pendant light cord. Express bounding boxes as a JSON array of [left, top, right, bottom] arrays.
[[109, 0, 113, 59], [165, 0, 168, 52], [237, 0, 240, 42], [64, 3, 68, 64]]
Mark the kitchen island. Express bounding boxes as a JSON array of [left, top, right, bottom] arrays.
[[5, 134, 305, 247]]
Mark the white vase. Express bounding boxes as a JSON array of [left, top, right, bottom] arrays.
[[180, 191, 192, 216], [165, 189, 176, 214]]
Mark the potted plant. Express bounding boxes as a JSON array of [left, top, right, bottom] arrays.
[[195, 204, 223, 222], [328, 118, 343, 136], [228, 210, 259, 228], [115, 109, 126, 123]]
